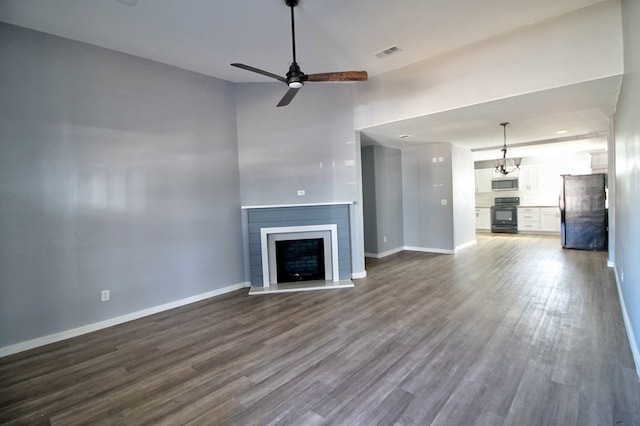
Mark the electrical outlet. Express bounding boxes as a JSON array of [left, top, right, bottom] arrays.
[[297, 189, 305, 196], [101, 290, 110, 301], [383, 236, 387, 243]]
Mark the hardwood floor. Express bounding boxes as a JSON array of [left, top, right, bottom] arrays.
[[1, 234, 639, 425]]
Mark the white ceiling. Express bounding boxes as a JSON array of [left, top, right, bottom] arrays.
[[361, 76, 620, 159], [0, 0, 618, 158]]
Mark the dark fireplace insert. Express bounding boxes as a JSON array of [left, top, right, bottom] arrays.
[[275, 238, 325, 283]]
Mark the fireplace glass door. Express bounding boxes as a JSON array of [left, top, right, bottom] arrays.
[[275, 238, 326, 283]]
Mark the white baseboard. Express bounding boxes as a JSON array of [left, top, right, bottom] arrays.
[[455, 239, 477, 253], [613, 265, 640, 379], [351, 270, 367, 279], [364, 246, 404, 259], [0, 281, 251, 358], [403, 246, 455, 255], [366, 243, 471, 258]]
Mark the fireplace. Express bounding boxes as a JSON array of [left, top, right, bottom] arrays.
[[245, 204, 355, 294], [261, 224, 339, 287], [276, 238, 325, 282]]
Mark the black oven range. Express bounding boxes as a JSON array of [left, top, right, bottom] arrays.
[[491, 196, 520, 233]]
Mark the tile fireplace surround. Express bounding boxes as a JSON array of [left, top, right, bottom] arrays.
[[244, 204, 354, 295]]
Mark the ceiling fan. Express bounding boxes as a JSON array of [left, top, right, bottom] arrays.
[[231, 0, 368, 107]]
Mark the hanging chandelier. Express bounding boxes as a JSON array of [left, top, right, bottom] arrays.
[[493, 122, 521, 176]]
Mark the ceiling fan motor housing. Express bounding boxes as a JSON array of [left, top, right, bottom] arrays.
[[286, 62, 304, 88], [285, 0, 300, 7]]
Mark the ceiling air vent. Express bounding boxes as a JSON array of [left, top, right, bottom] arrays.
[[375, 45, 401, 58]]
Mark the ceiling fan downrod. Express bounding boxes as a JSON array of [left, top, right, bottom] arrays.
[[285, 0, 303, 89]]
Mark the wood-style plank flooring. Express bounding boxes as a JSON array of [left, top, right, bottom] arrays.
[[1, 234, 639, 425]]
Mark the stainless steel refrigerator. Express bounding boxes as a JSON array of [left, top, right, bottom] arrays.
[[560, 173, 607, 250]]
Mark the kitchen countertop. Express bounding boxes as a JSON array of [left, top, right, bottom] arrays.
[[475, 205, 558, 208]]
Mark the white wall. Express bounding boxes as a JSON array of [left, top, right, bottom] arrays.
[[452, 145, 476, 249], [613, 0, 640, 377]]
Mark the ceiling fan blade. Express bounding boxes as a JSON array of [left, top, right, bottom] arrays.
[[305, 71, 368, 82], [231, 63, 287, 83], [277, 87, 300, 107]]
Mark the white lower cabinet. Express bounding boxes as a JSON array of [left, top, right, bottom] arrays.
[[475, 208, 491, 230], [518, 207, 540, 232], [517, 207, 561, 233], [540, 207, 561, 232], [475, 169, 494, 193]]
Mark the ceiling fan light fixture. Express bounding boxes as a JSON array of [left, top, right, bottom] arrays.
[[288, 81, 303, 89]]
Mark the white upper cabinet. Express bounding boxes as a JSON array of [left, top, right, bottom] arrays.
[[518, 165, 539, 192], [475, 168, 494, 193]]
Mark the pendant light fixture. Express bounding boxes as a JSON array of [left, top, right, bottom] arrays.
[[493, 122, 522, 176]]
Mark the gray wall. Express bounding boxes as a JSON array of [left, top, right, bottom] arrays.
[[235, 80, 366, 280], [361, 146, 378, 254], [361, 145, 403, 255], [614, 0, 640, 372], [451, 144, 476, 248], [235, 83, 358, 206], [0, 24, 244, 347], [402, 144, 455, 251]]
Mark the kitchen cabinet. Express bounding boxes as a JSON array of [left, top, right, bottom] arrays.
[[518, 165, 539, 192], [516, 206, 561, 233], [475, 208, 491, 230], [540, 207, 561, 233], [518, 207, 540, 232], [475, 169, 493, 193]]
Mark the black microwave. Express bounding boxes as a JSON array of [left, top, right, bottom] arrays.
[[492, 178, 519, 191]]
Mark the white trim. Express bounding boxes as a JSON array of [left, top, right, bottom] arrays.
[[261, 224, 339, 287], [351, 271, 367, 279], [613, 265, 640, 379], [607, 260, 615, 268], [364, 246, 404, 259], [242, 201, 354, 210], [366, 243, 470, 258], [403, 246, 455, 255], [454, 239, 477, 253], [0, 281, 250, 358]]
